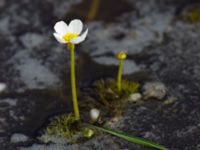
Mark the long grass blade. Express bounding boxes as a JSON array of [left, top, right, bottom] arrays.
[[89, 124, 169, 150]]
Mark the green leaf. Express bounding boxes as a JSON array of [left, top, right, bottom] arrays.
[[89, 124, 169, 150]]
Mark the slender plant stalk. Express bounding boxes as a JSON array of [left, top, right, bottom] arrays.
[[117, 60, 123, 92], [87, 0, 100, 21], [68, 43, 80, 120]]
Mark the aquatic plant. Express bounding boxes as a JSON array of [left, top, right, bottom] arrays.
[[50, 19, 168, 149], [116, 51, 127, 92], [53, 19, 88, 120]]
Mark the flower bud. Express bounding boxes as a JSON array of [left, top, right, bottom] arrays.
[[117, 51, 127, 60], [83, 128, 94, 138]]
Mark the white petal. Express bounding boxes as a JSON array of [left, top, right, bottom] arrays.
[[71, 29, 88, 44], [54, 21, 68, 35], [53, 33, 66, 44], [68, 19, 83, 34]]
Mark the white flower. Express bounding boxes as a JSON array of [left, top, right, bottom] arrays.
[[53, 19, 88, 44], [90, 108, 100, 122]]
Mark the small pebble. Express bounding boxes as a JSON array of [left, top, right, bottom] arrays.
[[164, 97, 176, 105], [142, 82, 166, 100], [129, 93, 142, 102], [90, 108, 100, 122], [0, 83, 6, 93]]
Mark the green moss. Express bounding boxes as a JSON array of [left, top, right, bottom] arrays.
[[45, 114, 77, 141], [182, 7, 200, 23], [42, 114, 94, 144], [94, 79, 139, 108]]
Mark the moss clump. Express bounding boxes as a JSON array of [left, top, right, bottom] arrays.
[[45, 114, 77, 138], [182, 6, 200, 23], [41, 114, 94, 144], [94, 79, 139, 108]]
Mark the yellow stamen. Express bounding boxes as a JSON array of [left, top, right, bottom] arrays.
[[63, 33, 78, 43]]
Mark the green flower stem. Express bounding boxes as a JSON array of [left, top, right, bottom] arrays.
[[117, 59, 123, 92], [68, 43, 80, 120]]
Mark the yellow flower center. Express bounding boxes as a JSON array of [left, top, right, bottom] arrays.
[[117, 51, 127, 60], [63, 33, 78, 43]]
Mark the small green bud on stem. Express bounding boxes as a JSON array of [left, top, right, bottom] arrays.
[[116, 51, 127, 92]]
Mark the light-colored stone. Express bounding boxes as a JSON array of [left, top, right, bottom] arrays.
[[0, 83, 6, 93], [90, 108, 100, 122], [142, 82, 167, 100], [128, 93, 142, 102]]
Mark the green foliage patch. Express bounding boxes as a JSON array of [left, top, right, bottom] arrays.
[[94, 79, 139, 108]]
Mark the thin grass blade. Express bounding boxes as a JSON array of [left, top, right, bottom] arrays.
[[89, 124, 169, 150]]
